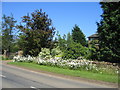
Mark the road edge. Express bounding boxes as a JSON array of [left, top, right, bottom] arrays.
[[2, 60, 118, 88]]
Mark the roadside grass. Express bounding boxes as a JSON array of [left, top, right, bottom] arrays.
[[8, 62, 118, 83], [0, 55, 10, 60]]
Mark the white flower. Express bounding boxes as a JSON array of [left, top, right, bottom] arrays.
[[116, 71, 119, 74], [100, 72, 102, 74]]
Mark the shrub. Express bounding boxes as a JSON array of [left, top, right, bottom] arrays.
[[51, 46, 63, 58], [62, 42, 89, 59], [38, 48, 52, 60], [13, 55, 118, 75]]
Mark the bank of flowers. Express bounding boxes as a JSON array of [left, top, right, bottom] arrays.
[[13, 55, 119, 75]]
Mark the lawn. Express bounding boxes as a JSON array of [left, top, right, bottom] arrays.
[[8, 62, 118, 83]]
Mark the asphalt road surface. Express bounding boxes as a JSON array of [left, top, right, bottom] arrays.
[[0, 61, 117, 89]]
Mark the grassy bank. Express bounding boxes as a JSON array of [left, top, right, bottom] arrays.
[[8, 62, 118, 83], [0, 55, 11, 60]]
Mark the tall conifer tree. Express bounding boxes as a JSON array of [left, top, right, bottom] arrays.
[[17, 9, 55, 56], [97, 2, 120, 63], [2, 15, 16, 55], [72, 25, 86, 46]]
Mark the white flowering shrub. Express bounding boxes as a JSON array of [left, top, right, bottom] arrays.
[[13, 55, 35, 63], [38, 48, 52, 60], [13, 55, 119, 75]]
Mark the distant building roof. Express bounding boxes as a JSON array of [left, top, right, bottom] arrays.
[[88, 33, 99, 38]]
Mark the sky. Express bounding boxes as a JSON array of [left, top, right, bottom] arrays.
[[2, 2, 103, 39]]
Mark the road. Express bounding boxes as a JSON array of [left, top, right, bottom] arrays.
[[0, 61, 117, 89]]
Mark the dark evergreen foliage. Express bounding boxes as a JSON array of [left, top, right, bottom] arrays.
[[72, 25, 86, 46], [17, 9, 55, 56], [63, 42, 89, 59], [2, 14, 17, 54], [97, 2, 120, 63]]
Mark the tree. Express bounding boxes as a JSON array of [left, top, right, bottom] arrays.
[[88, 40, 99, 60], [56, 31, 67, 51], [97, 2, 120, 63], [72, 25, 86, 46], [0, 36, 2, 54], [56, 31, 89, 59], [17, 9, 55, 56], [66, 32, 73, 45], [2, 14, 17, 56]]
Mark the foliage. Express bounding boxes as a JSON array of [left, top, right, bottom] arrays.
[[2, 14, 17, 54], [9, 62, 118, 83], [38, 46, 63, 60], [97, 2, 120, 63], [13, 55, 36, 62], [63, 42, 89, 59], [72, 25, 86, 46], [13, 55, 119, 75], [56, 31, 88, 59], [88, 40, 100, 60], [51, 46, 63, 58], [1, 56, 9, 60], [66, 32, 73, 45], [17, 9, 55, 56], [38, 48, 52, 60], [0, 36, 2, 54], [56, 32, 67, 51]]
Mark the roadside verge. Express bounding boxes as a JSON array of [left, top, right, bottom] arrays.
[[2, 60, 118, 88]]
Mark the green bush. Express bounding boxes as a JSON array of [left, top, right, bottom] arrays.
[[62, 42, 89, 59], [2, 56, 9, 60], [86, 40, 100, 60], [51, 46, 63, 58]]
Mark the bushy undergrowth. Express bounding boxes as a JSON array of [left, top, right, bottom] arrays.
[[62, 43, 89, 59], [13, 55, 119, 75], [1, 56, 10, 60], [38, 47, 62, 60]]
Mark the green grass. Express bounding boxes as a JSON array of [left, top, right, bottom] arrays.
[[0, 55, 10, 60], [8, 62, 118, 83]]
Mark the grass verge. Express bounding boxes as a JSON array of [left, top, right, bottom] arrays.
[[8, 62, 118, 83]]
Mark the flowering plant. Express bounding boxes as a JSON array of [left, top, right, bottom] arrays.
[[13, 55, 119, 75]]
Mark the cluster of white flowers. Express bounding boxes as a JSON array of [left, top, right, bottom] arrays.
[[13, 55, 119, 75], [13, 55, 37, 62], [39, 48, 52, 59]]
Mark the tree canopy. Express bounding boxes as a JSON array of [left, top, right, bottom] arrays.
[[2, 14, 17, 54], [72, 25, 86, 46], [17, 9, 55, 56], [97, 2, 120, 63]]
